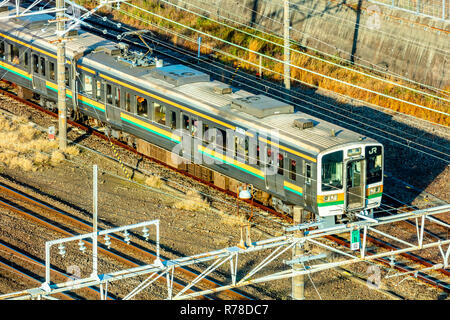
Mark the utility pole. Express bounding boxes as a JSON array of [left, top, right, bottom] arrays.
[[56, 0, 67, 150], [283, 0, 291, 91], [92, 165, 98, 278], [292, 207, 305, 300]]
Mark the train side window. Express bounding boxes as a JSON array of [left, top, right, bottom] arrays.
[[0, 42, 4, 59], [114, 87, 121, 108], [136, 95, 148, 117], [154, 103, 166, 125], [40, 57, 46, 76], [203, 123, 209, 142], [65, 66, 70, 86], [170, 110, 177, 129], [84, 74, 93, 96], [32, 54, 39, 73], [23, 51, 29, 67], [96, 80, 103, 101], [277, 153, 284, 175], [125, 92, 131, 112], [11, 45, 19, 64], [305, 163, 311, 185], [182, 114, 189, 130], [235, 135, 245, 161], [216, 128, 227, 152], [106, 84, 113, 104], [289, 159, 296, 181], [49, 61, 55, 80]]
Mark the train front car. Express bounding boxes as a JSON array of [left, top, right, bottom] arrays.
[[316, 142, 383, 227]]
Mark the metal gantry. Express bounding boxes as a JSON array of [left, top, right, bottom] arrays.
[[1, 204, 448, 300]]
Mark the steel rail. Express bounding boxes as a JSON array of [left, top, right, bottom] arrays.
[[0, 81, 446, 295], [0, 177, 250, 300], [0, 240, 103, 299]]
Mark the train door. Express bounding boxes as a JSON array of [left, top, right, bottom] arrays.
[[31, 53, 46, 93], [104, 83, 122, 128], [345, 159, 366, 211]]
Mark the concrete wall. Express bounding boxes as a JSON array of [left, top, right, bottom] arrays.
[[171, 0, 449, 89]]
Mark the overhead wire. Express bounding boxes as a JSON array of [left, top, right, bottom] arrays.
[[121, 2, 450, 118], [159, 0, 450, 98], [109, 8, 450, 162]]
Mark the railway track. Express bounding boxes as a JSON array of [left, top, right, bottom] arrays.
[[0, 239, 103, 300], [0, 84, 448, 298], [0, 176, 254, 300]]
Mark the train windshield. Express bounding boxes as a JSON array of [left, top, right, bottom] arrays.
[[321, 151, 343, 191], [366, 146, 383, 184]]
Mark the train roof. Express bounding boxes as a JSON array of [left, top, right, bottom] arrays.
[[1, 8, 378, 157]]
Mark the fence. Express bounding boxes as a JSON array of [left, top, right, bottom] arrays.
[[367, 0, 448, 20]]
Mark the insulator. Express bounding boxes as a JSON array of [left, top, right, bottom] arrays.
[[104, 235, 111, 248], [78, 240, 86, 253], [142, 227, 149, 240], [58, 243, 66, 257], [124, 230, 130, 244]]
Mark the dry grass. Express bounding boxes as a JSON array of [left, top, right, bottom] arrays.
[[63, 145, 80, 157], [173, 190, 210, 212], [105, 2, 449, 126], [50, 150, 65, 165], [0, 114, 61, 171], [145, 175, 164, 189]]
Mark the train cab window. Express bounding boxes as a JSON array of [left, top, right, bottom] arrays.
[[106, 84, 113, 105], [136, 95, 148, 117], [366, 146, 383, 185], [84, 74, 93, 96], [277, 153, 284, 175], [114, 87, 121, 108], [125, 92, 131, 112], [305, 163, 312, 185], [0, 42, 4, 59], [154, 103, 166, 125], [289, 159, 296, 181], [40, 57, 46, 76], [32, 54, 39, 73], [170, 111, 177, 129], [321, 151, 343, 191], [96, 81, 103, 102]]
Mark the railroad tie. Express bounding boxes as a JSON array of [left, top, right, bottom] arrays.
[[109, 140, 132, 181]]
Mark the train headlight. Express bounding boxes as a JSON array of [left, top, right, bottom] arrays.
[[368, 186, 381, 195], [323, 194, 338, 202]]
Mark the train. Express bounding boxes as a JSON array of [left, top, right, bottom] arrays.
[[0, 8, 383, 228]]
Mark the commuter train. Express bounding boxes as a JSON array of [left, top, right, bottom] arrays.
[[0, 8, 383, 227]]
